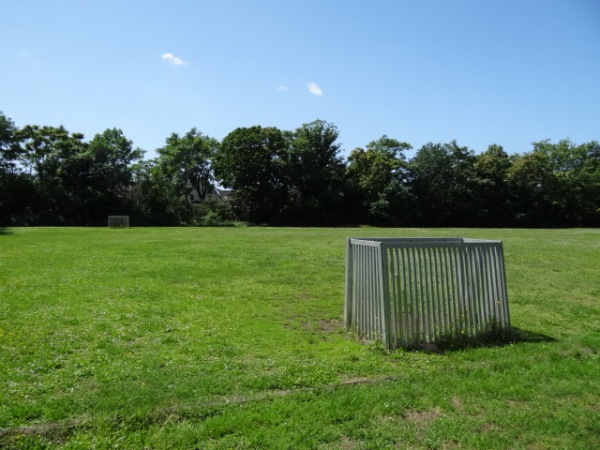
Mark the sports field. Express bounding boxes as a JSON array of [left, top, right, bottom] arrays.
[[1, 227, 598, 449]]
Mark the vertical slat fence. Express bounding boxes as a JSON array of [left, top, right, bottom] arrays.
[[345, 238, 510, 349]]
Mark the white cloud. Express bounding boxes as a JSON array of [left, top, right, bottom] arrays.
[[161, 53, 188, 66], [307, 82, 323, 96], [275, 85, 288, 92]]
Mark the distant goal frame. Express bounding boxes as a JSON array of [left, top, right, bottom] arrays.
[[108, 215, 130, 228]]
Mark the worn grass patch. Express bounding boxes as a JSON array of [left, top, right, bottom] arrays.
[[1, 227, 599, 449]]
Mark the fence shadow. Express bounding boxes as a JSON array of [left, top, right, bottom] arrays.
[[406, 327, 556, 354]]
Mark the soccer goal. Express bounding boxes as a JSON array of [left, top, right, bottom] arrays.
[[108, 216, 130, 228]]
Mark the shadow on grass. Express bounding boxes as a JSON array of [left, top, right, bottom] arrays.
[[405, 327, 556, 354], [0, 227, 13, 236]]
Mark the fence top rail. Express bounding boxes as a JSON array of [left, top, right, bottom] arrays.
[[348, 237, 502, 248]]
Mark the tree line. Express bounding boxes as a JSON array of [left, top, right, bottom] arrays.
[[1, 111, 599, 227]]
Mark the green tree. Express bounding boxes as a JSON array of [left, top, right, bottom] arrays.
[[88, 128, 144, 198], [0, 113, 36, 225], [151, 128, 219, 224], [573, 140, 600, 226], [12, 124, 90, 224], [8, 125, 144, 225], [286, 120, 347, 225], [0, 112, 17, 172], [506, 148, 558, 226], [473, 144, 512, 226], [409, 141, 481, 226], [82, 128, 145, 224], [365, 135, 411, 160], [157, 129, 217, 202], [214, 126, 288, 224], [346, 135, 414, 225], [129, 159, 183, 225], [529, 139, 600, 226]]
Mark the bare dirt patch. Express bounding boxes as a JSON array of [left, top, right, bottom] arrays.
[[404, 407, 443, 426], [0, 420, 82, 446], [317, 435, 363, 449], [318, 318, 343, 332], [299, 318, 343, 332]]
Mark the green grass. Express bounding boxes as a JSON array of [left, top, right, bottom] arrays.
[[1, 227, 599, 449]]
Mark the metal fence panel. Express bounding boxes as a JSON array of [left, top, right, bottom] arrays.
[[345, 238, 510, 349]]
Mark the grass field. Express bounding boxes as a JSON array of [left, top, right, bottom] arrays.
[[0, 227, 599, 449]]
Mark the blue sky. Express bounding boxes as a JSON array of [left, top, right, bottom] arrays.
[[2, 0, 599, 159]]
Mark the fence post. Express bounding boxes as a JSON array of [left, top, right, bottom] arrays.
[[344, 238, 354, 329], [378, 242, 391, 349]]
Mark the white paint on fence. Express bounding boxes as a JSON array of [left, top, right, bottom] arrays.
[[345, 238, 510, 349]]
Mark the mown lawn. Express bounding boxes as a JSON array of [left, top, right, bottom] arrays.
[[0, 227, 599, 449]]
